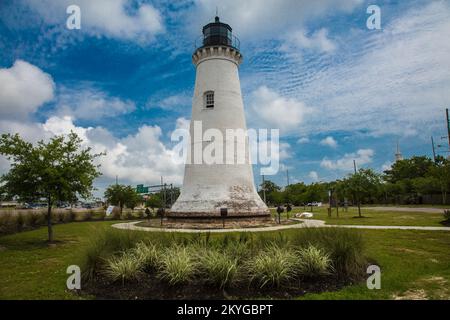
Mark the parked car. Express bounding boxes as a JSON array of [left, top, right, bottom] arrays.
[[306, 202, 323, 207]]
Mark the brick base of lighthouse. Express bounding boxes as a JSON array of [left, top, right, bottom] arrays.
[[169, 183, 270, 220]]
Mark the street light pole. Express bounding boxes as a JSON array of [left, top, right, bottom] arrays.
[[353, 160, 362, 218], [431, 136, 437, 162], [446, 108, 450, 153], [262, 174, 266, 204]]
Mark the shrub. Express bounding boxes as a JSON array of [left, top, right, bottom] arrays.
[[56, 211, 65, 223], [104, 252, 143, 284], [80, 227, 144, 281], [16, 213, 25, 232], [110, 207, 121, 220], [225, 241, 251, 261], [291, 228, 366, 278], [295, 245, 332, 277], [98, 211, 106, 221], [158, 245, 197, 286], [69, 210, 76, 222], [124, 211, 133, 220], [63, 211, 73, 223], [0, 213, 16, 235], [246, 244, 296, 288], [28, 212, 45, 227], [199, 249, 238, 288], [132, 242, 160, 270], [444, 209, 450, 221], [84, 211, 93, 221]]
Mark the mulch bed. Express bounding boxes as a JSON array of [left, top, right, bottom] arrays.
[[80, 274, 362, 300]]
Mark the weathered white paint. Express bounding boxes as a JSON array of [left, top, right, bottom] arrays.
[[170, 46, 269, 218]]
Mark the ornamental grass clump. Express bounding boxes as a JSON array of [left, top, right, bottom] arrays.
[[158, 245, 197, 286], [81, 228, 143, 281], [246, 244, 296, 288], [199, 249, 238, 288], [291, 227, 366, 278], [132, 241, 160, 270], [296, 245, 332, 277], [443, 209, 450, 221], [104, 252, 143, 284]]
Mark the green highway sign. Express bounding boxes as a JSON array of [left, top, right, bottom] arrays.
[[136, 185, 149, 194]]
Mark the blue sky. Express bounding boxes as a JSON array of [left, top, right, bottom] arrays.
[[1, 0, 450, 197]]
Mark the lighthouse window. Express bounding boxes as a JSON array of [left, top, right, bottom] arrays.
[[205, 91, 214, 109]]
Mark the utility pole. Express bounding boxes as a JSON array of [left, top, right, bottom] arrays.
[[160, 176, 166, 208], [353, 160, 362, 218], [286, 170, 290, 187], [431, 136, 437, 162], [446, 108, 450, 152], [262, 174, 266, 204], [170, 184, 173, 207], [115, 175, 118, 185]]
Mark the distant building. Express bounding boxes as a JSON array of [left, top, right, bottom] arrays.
[[395, 141, 403, 162]]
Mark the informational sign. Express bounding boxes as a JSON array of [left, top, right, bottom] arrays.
[[106, 205, 115, 216], [136, 184, 149, 194]]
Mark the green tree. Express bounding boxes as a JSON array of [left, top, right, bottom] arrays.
[[261, 180, 280, 193], [429, 156, 450, 204], [145, 194, 163, 214], [384, 156, 434, 182], [0, 132, 103, 242], [125, 187, 142, 210], [303, 183, 328, 208], [104, 184, 141, 212], [344, 168, 382, 217], [258, 180, 281, 206]]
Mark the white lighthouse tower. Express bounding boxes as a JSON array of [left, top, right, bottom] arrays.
[[170, 17, 269, 219]]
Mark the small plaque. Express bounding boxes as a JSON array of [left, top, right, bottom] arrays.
[[220, 208, 228, 217]]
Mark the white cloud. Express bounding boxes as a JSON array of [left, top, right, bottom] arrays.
[[56, 87, 136, 120], [297, 137, 310, 144], [309, 171, 319, 182], [381, 161, 393, 172], [282, 28, 336, 53], [147, 93, 192, 111], [0, 116, 184, 193], [248, 86, 312, 131], [248, 1, 450, 138], [42, 116, 183, 185], [174, 117, 191, 131], [320, 136, 338, 148], [279, 142, 292, 160], [189, 0, 362, 39], [24, 0, 164, 41], [0, 60, 55, 119], [320, 148, 374, 171]]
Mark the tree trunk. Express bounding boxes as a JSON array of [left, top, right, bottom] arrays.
[[47, 197, 53, 243]]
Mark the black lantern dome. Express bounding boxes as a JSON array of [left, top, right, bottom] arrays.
[[198, 16, 240, 50]]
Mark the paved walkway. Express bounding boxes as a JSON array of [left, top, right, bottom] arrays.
[[112, 219, 450, 233]]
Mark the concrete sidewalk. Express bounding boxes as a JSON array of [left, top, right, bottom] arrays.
[[112, 219, 450, 233]]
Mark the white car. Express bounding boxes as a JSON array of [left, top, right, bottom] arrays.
[[306, 202, 322, 207]]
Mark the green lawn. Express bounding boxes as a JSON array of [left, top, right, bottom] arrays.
[[1, 220, 449, 300], [301, 229, 450, 299], [271, 207, 447, 227], [363, 204, 450, 209]]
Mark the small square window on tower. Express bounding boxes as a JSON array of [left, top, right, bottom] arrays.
[[205, 91, 214, 109]]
